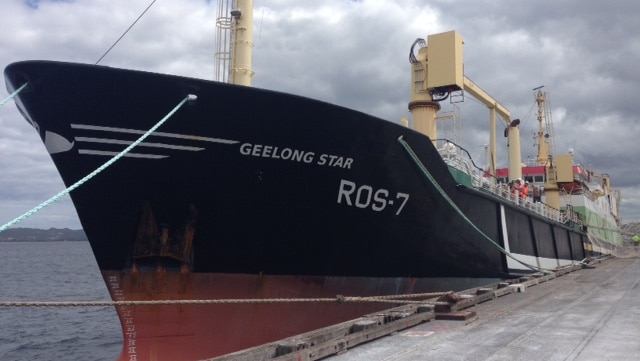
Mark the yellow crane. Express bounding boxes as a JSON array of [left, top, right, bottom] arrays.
[[408, 30, 522, 182]]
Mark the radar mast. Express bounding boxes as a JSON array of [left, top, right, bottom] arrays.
[[533, 87, 556, 165]]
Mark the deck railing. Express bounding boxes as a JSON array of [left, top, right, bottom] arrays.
[[471, 173, 568, 224], [437, 140, 579, 228]]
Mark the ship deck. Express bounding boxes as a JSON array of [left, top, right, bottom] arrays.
[[325, 256, 640, 361]]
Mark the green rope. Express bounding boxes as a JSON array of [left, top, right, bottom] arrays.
[[397, 136, 554, 274], [0, 83, 28, 108], [0, 94, 195, 233]]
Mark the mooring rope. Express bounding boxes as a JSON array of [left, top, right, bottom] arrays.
[[0, 291, 452, 308], [0, 83, 28, 108], [0, 94, 196, 233], [397, 136, 557, 274]]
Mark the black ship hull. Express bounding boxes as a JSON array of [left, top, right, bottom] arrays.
[[4, 61, 588, 360], [5, 61, 588, 278]]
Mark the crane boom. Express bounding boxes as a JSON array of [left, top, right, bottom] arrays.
[[462, 76, 521, 181], [462, 76, 510, 124]]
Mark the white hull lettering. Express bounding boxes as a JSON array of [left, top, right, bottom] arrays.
[[372, 189, 389, 211], [317, 154, 353, 169], [240, 143, 353, 168], [240, 143, 314, 163], [355, 185, 373, 208], [337, 179, 409, 215]]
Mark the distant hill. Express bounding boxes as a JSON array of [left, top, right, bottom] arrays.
[[0, 227, 87, 242], [2, 223, 640, 243]]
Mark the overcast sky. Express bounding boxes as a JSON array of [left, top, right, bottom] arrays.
[[1, 0, 639, 229]]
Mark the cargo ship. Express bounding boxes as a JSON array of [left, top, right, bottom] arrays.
[[3, 2, 621, 360]]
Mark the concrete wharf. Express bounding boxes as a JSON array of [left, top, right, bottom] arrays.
[[211, 256, 640, 361], [326, 256, 640, 361]]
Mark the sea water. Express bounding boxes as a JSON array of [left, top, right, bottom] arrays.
[[0, 241, 122, 361]]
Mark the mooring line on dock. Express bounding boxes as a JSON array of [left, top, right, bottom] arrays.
[[0, 291, 452, 308], [1, 260, 600, 314]]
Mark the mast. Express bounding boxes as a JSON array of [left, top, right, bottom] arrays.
[[214, 0, 254, 86], [230, 0, 255, 86], [533, 87, 555, 166], [533, 89, 561, 209]]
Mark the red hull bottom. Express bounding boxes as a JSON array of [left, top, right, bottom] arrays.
[[103, 270, 493, 361]]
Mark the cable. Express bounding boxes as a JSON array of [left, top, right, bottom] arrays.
[[95, 0, 157, 65]]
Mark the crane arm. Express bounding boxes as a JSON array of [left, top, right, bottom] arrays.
[[463, 76, 510, 125]]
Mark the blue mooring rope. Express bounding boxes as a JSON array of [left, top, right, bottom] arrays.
[[0, 94, 196, 232], [0, 83, 28, 108]]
